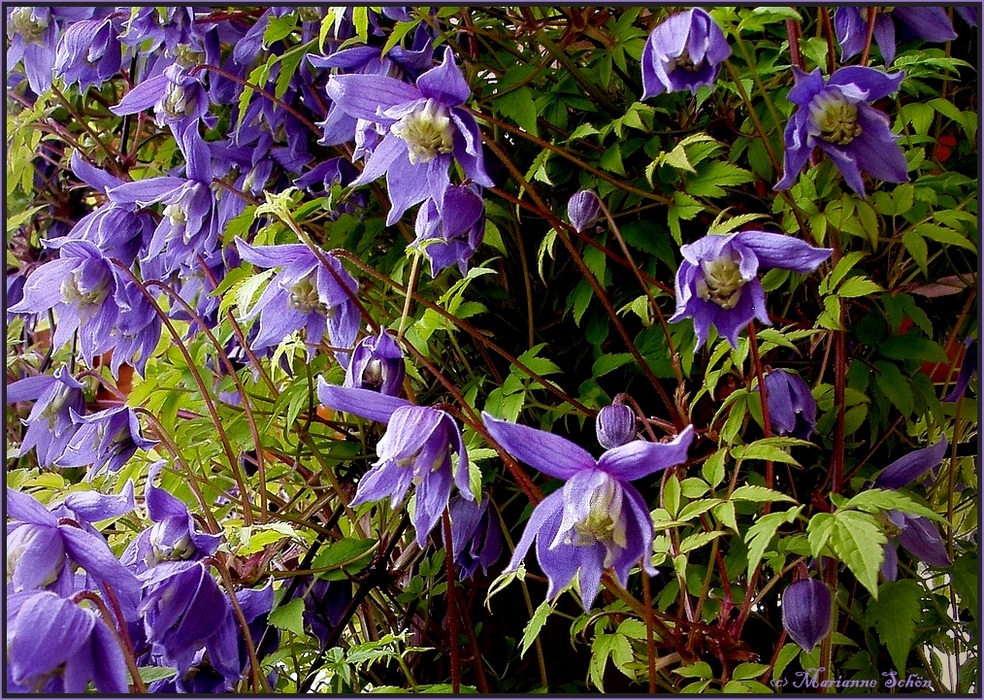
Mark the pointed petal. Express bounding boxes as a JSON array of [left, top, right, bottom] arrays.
[[417, 49, 470, 105], [63, 480, 135, 522], [597, 426, 694, 481], [505, 490, 564, 572], [483, 413, 596, 480], [873, 437, 949, 490], [898, 514, 952, 568], [327, 74, 422, 122], [413, 463, 452, 545], [317, 381, 411, 424], [111, 73, 169, 116], [737, 232, 832, 273]]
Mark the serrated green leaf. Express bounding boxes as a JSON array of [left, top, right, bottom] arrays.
[[773, 643, 800, 683], [269, 598, 307, 637], [902, 230, 929, 275], [874, 360, 914, 417], [836, 276, 883, 298], [732, 442, 800, 466], [744, 511, 788, 578], [831, 510, 886, 597], [673, 661, 713, 679], [730, 484, 797, 503], [679, 530, 725, 553], [866, 580, 923, 673], [807, 512, 836, 557], [732, 662, 770, 680], [520, 599, 552, 658], [843, 489, 944, 524], [496, 86, 538, 136], [702, 449, 727, 488]]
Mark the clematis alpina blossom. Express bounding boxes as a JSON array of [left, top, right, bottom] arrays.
[[641, 8, 731, 99], [781, 578, 832, 652], [670, 231, 831, 350], [775, 66, 908, 197], [57, 405, 157, 480], [413, 184, 486, 276], [344, 329, 406, 396], [758, 369, 817, 439], [317, 382, 473, 545], [880, 509, 952, 581], [834, 7, 956, 65], [7, 366, 85, 467], [872, 436, 948, 491], [327, 48, 493, 225], [484, 413, 694, 609], [446, 495, 504, 579], [6, 590, 129, 693], [567, 189, 602, 233], [235, 238, 361, 360]]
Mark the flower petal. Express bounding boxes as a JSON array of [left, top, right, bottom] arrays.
[[483, 412, 596, 480], [597, 426, 694, 481], [736, 231, 832, 273], [873, 437, 949, 490], [318, 381, 411, 424]]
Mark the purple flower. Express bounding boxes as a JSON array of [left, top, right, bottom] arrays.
[[53, 14, 124, 91], [595, 403, 637, 450], [880, 510, 952, 581], [57, 405, 157, 479], [317, 382, 472, 545], [567, 189, 602, 233], [111, 46, 210, 128], [5, 487, 140, 605], [670, 231, 831, 349], [139, 561, 239, 679], [873, 437, 948, 490], [235, 238, 361, 360], [835, 8, 957, 65], [6, 590, 129, 693], [775, 66, 908, 197], [327, 48, 493, 225], [781, 578, 832, 652], [484, 414, 694, 609], [413, 184, 486, 276], [641, 8, 731, 99], [943, 338, 977, 402], [956, 7, 979, 27], [5, 8, 95, 95], [446, 495, 504, 579], [121, 461, 222, 573], [759, 369, 817, 439], [285, 577, 353, 649], [7, 366, 85, 467], [344, 329, 406, 396]]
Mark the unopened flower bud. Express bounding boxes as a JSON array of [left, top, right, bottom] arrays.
[[344, 330, 406, 396], [781, 578, 832, 652], [595, 404, 636, 449], [567, 190, 602, 233]]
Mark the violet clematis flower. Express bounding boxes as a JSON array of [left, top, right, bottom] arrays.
[[327, 48, 493, 225], [121, 461, 222, 573], [6, 590, 129, 693], [446, 495, 504, 579], [317, 382, 473, 545], [344, 329, 406, 396], [139, 561, 239, 680], [670, 231, 831, 350], [873, 436, 948, 490], [413, 184, 486, 276], [484, 413, 694, 609], [7, 366, 86, 467], [758, 369, 817, 439], [285, 576, 353, 649], [235, 238, 361, 360], [781, 578, 832, 652], [775, 66, 908, 197], [53, 14, 124, 91], [880, 509, 952, 581], [834, 7, 957, 65], [943, 338, 977, 402], [5, 487, 140, 606], [567, 189, 602, 233], [57, 405, 157, 480], [641, 8, 731, 99], [595, 403, 637, 450]]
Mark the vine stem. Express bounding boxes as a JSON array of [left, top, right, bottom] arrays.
[[641, 573, 657, 693], [860, 7, 877, 67], [442, 510, 462, 693], [747, 324, 774, 492], [209, 557, 270, 693], [398, 251, 423, 342]]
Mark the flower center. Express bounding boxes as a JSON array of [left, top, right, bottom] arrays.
[[60, 269, 109, 309], [362, 359, 384, 389], [391, 99, 455, 165], [9, 8, 48, 43], [148, 519, 197, 565], [666, 49, 700, 73], [161, 80, 194, 119], [809, 91, 862, 146], [173, 44, 204, 70], [568, 477, 629, 564], [288, 277, 326, 314], [696, 253, 745, 309]]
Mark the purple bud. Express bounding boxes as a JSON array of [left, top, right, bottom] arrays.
[[344, 329, 406, 397], [761, 369, 817, 439], [595, 404, 637, 449], [892, 510, 952, 569], [873, 437, 949, 491], [781, 578, 832, 652], [567, 189, 602, 233]]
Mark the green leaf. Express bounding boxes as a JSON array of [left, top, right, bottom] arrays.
[[744, 506, 802, 577], [830, 510, 886, 597], [269, 598, 307, 637], [843, 489, 944, 524], [902, 230, 929, 275], [686, 160, 755, 198], [912, 222, 977, 252], [878, 334, 948, 363], [772, 643, 800, 684], [873, 360, 914, 417], [836, 276, 883, 298], [495, 87, 538, 136], [732, 662, 770, 681], [679, 530, 725, 553], [866, 580, 923, 673], [732, 441, 800, 465], [589, 633, 632, 691], [673, 661, 713, 679], [730, 484, 797, 503], [311, 538, 377, 579], [807, 512, 836, 557], [520, 599, 552, 658], [134, 666, 179, 684], [702, 449, 727, 488]]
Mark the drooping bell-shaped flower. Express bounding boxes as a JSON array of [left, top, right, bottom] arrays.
[[670, 231, 831, 349], [781, 578, 832, 652], [284, 576, 353, 649], [484, 413, 694, 609], [641, 8, 731, 99], [759, 369, 817, 439], [834, 7, 956, 65], [775, 66, 908, 197], [943, 338, 977, 403], [7, 366, 86, 467], [567, 189, 602, 233], [413, 183, 486, 277], [6, 590, 129, 693], [57, 405, 157, 480], [880, 509, 952, 582], [326, 47, 493, 224], [595, 403, 637, 450], [872, 437, 949, 490], [318, 382, 473, 545], [344, 329, 406, 396], [446, 495, 504, 579]]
